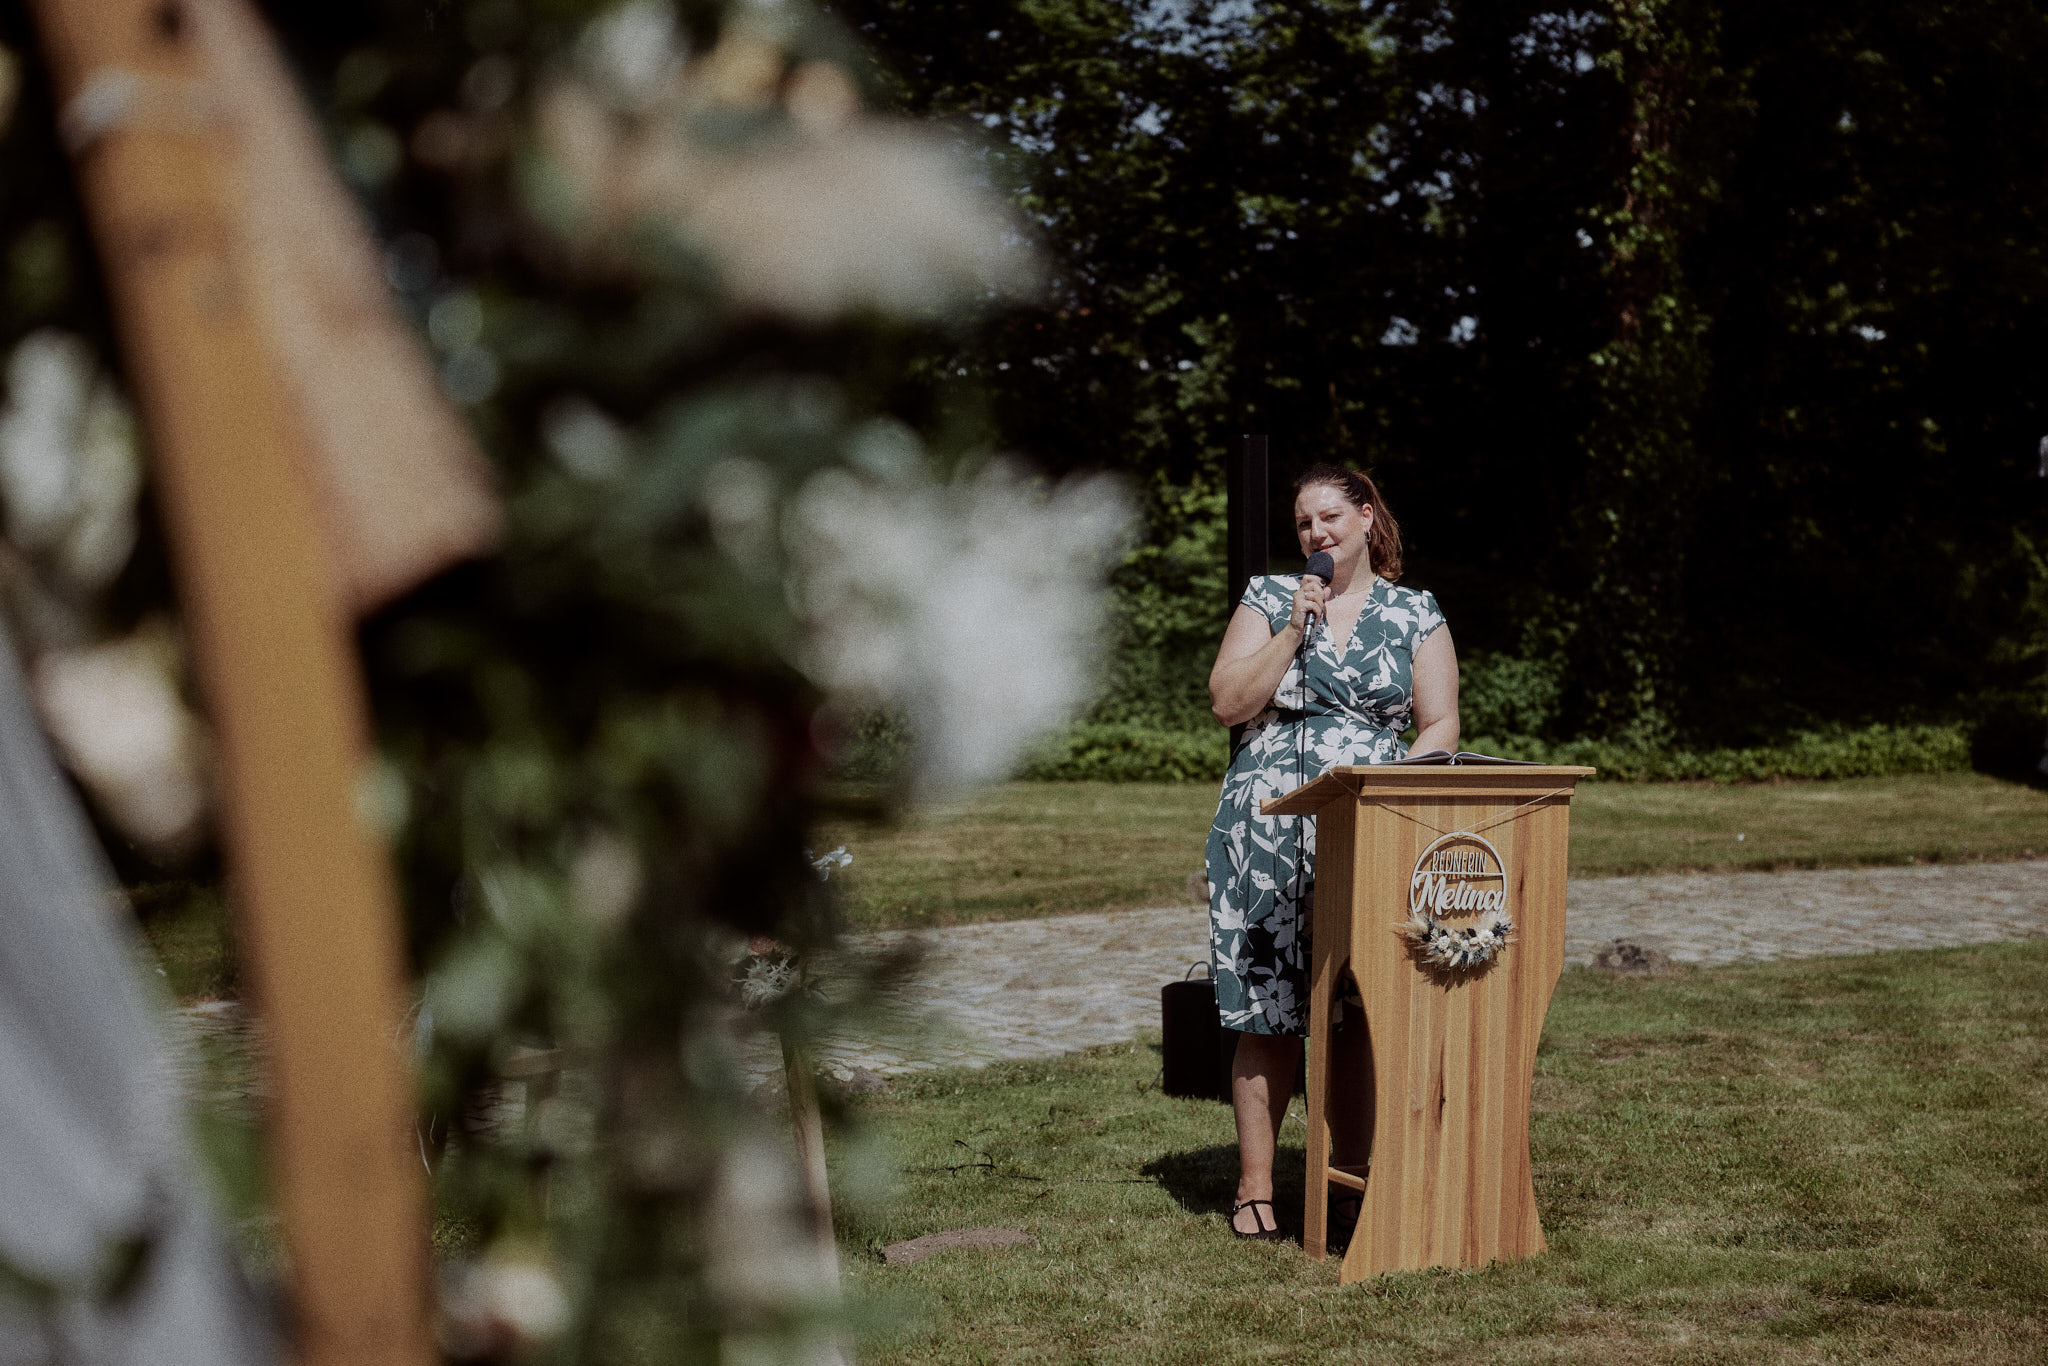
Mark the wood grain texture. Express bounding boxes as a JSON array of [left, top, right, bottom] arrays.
[[1290, 768, 1586, 1283], [25, 3, 432, 1362], [1302, 799, 1353, 1261], [1262, 765, 1595, 815]]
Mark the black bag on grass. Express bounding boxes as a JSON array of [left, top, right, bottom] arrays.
[[1161, 962, 1237, 1101]]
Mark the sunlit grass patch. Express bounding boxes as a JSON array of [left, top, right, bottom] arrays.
[[818, 774, 2048, 932], [833, 942, 2048, 1363]]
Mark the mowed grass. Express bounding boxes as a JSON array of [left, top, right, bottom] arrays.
[[818, 773, 2048, 931], [832, 942, 2048, 1364]]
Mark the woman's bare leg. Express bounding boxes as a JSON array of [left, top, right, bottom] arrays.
[[1230, 1031, 1299, 1233]]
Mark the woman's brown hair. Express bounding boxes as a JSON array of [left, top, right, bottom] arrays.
[[1292, 463, 1404, 582]]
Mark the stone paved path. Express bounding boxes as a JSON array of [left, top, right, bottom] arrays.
[[177, 860, 2048, 1092], [800, 860, 2048, 1081]]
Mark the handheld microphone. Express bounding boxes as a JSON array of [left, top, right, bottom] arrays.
[[1302, 551, 1335, 644]]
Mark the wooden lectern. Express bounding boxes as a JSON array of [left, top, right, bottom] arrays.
[[1262, 763, 1594, 1282]]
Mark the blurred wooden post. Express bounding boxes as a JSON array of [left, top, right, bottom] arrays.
[[26, 3, 432, 1364], [781, 1039, 839, 1276]]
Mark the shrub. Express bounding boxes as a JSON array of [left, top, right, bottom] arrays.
[[1016, 722, 1230, 782], [827, 708, 913, 783], [1464, 723, 1972, 782], [1457, 651, 1564, 740], [1001, 720, 1976, 784]]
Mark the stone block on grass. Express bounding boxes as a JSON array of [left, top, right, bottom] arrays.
[[881, 1228, 1032, 1266]]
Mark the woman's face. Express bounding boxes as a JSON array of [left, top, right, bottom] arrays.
[[1293, 482, 1373, 572]]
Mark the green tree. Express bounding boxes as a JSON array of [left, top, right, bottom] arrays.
[[843, 0, 2048, 742], [1563, 0, 1723, 735]]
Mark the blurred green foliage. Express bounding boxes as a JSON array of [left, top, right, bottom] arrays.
[[0, 0, 1056, 1357]]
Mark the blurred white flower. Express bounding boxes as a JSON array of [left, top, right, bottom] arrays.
[[787, 460, 1135, 790], [536, 16, 1043, 324], [571, 827, 642, 927], [439, 1247, 571, 1358], [577, 0, 686, 110], [31, 626, 207, 857], [806, 845, 851, 881], [703, 455, 775, 558], [733, 949, 814, 1011], [703, 1135, 846, 1365], [542, 395, 629, 480], [0, 330, 142, 592]]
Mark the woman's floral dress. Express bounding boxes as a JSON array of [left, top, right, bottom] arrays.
[[1205, 574, 1446, 1035]]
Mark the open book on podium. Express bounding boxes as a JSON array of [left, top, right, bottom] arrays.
[[1261, 758, 1595, 1282]]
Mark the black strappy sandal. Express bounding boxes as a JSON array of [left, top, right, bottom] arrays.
[[1229, 1198, 1285, 1242]]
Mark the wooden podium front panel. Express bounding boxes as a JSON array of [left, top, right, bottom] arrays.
[[1348, 792, 1569, 1279], [1286, 774, 1579, 1283]]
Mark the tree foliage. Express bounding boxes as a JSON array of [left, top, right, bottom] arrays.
[[841, 0, 2048, 741]]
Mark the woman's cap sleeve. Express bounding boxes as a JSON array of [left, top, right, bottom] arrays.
[[1416, 589, 1447, 643], [1239, 574, 1291, 628]]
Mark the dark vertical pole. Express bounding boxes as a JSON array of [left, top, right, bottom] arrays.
[[1227, 435, 1269, 753], [2038, 437, 2048, 780], [1227, 434, 1270, 612]]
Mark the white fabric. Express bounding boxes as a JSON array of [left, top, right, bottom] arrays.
[[0, 617, 273, 1365]]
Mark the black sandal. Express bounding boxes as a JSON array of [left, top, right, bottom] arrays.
[[1229, 1198, 1285, 1242]]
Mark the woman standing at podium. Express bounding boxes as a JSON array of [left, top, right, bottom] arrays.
[[1204, 464, 1460, 1239]]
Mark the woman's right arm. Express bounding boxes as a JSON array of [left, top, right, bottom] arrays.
[[1208, 584, 1320, 726]]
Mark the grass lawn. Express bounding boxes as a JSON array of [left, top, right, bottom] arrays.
[[817, 773, 2048, 931], [832, 941, 2048, 1364]]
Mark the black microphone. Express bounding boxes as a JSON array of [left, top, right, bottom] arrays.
[[1302, 551, 1335, 644]]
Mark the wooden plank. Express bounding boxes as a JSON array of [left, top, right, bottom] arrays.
[[1435, 927, 1475, 1262], [1265, 769, 1590, 814], [24, 5, 432, 1363], [1351, 797, 1404, 1276], [1302, 800, 1354, 1260], [1472, 815, 1520, 1259]]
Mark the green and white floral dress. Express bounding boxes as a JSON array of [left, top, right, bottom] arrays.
[[1205, 574, 1446, 1035]]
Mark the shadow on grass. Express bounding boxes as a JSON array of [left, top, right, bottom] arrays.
[[1139, 1142, 1308, 1241]]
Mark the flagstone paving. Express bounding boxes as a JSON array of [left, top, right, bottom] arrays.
[[177, 859, 2048, 1092], [795, 860, 2048, 1081]]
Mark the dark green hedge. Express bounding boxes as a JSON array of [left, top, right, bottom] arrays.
[[1010, 721, 1976, 785]]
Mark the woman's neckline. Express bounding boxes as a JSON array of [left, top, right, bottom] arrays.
[[1300, 568, 1379, 600], [1317, 573, 1379, 653]]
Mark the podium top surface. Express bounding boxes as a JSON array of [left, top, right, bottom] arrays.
[[1259, 764, 1597, 816]]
